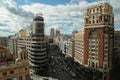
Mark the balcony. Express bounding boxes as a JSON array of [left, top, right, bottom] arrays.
[[29, 59, 48, 66], [29, 48, 46, 51], [28, 54, 47, 59], [29, 58, 48, 63], [28, 50, 46, 55]]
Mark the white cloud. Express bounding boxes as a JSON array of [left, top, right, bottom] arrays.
[[0, 0, 34, 36], [0, 0, 120, 37], [21, 3, 86, 35]]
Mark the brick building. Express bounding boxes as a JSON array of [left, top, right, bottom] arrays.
[[84, 3, 114, 80]]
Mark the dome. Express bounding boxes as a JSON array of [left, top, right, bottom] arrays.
[[33, 15, 44, 21]]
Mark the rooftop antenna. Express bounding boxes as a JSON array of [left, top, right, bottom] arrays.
[[36, 13, 43, 17]]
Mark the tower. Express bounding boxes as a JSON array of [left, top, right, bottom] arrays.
[[50, 28, 54, 39], [28, 14, 48, 77], [84, 3, 114, 80]]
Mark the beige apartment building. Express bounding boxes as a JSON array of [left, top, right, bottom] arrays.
[[0, 46, 29, 80], [17, 29, 27, 50], [66, 39, 74, 58], [8, 29, 27, 57], [17, 37, 26, 50], [8, 35, 18, 57], [74, 30, 84, 65], [18, 29, 27, 37], [84, 2, 114, 80]]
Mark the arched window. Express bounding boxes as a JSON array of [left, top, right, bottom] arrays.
[[24, 53, 26, 59], [97, 8, 99, 12], [99, 15, 102, 22], [21, 53, 23, 59], [92, 62, 94, 67], [104, 15, 108, 22], [96, 63, 98, 68]]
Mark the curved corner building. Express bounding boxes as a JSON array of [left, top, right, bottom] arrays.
[[28, 15, 48, 77]]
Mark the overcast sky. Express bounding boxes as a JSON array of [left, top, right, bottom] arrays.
[[0, 0, 120, 37]]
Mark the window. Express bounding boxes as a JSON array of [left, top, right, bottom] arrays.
[[105, 46, 108, 49], [104, 15, 108, 22], [105, 41, 108, 44], [92, 62, 94, 67], [19, 76, 23, 80], [104, 50, 108, 53], [96, 20, 98, 23], [104, 64, 107, 70], [93, 9, 95, 13], [25, 68, 27, 71], [90, 10, 91, 13], [92, 57, 94, 59], [93, 16, 94, 19], [96, 63, 98, 68], [97, 8, 99, 12], [89, 21, 91, 24], [2, 72, 7, 76], [10, 70, 14, 74], [104, 55, 108, 58], [93, 20, 95, 24]]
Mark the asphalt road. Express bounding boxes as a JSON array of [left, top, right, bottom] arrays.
[[48, 45, 82, 80], [49, 48, 71, 80], [31, 45, 84, 80]]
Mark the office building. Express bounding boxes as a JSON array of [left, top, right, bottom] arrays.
[[66, 39, 74, 58], [8, 35, 18, 57], [74, 30, 84, 65], [84, 3, 114, 80], [17, 29, 27, 49], [18, 29, 27, 37], [28, 14, 48, 78]]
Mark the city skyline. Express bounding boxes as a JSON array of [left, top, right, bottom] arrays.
[[0, 0, 120, 37], [0, 2, 120, 80]]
